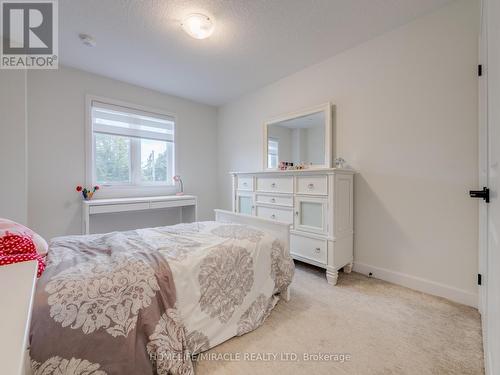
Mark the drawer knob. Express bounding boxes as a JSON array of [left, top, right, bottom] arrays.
[[308, 183, 314, 189], [314, 247, 321, 253], [271, 183, 276, 188], [271, 198, 276, 203], [271, 214, 276, 219], [295, 211, 299, 216], [243, 182, 248, 186]]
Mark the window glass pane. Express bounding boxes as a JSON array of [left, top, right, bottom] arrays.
[[140, 139, 174, 184], [94, 133, 131, 184], [91, 101, 175, 187], [268, 138, 279, 168], [268, 154, 278, 169]]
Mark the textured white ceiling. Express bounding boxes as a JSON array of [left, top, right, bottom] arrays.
[[59, 0, 452, 105]]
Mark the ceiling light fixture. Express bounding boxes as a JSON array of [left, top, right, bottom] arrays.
[[181, 13, 215, 40]]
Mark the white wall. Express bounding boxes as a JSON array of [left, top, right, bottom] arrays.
[[291, 128, 305, 163], [27, 66, 218, 239], [217, 0, 479, 305], [307, 124, 324, 164], [0, 69, 27, 224]]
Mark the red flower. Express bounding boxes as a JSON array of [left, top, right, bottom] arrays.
[[94, 186, 100, 190], [76, 186, 83, 192]]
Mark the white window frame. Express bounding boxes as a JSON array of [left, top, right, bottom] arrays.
[[85, 95, 179, 198]]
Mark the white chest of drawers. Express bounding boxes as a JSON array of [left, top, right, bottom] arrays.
[[231, 168, 354, 285]]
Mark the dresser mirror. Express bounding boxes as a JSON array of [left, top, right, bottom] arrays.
[[263, 103, 333, 170]]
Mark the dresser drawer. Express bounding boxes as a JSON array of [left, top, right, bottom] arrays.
[[290, 234, 327, 265], [255, 194, 293, 207], [296, 175, 328, 195], [256, 205, 293, 224], [256, 176, 293, 193], [237, 176, 254, 191]]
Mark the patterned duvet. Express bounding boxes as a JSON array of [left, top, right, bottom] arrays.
[[29, 221, 294, 374]]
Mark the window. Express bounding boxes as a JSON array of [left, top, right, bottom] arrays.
[[268, 138, 279, 169], [90, 100, 175, 188]]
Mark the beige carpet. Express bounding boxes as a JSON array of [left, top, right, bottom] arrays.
[[195, 262, 484, 375]]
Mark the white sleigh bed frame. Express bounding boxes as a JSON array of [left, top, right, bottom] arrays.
[[214, 209, 292, 301], [23, 210, 291, 375]]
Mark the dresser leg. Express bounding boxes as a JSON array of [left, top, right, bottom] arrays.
[[326, 269, 338, 285], [343, 262, 353, 273]]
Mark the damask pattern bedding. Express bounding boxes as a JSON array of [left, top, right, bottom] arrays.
[[29, 221, 294, 375]]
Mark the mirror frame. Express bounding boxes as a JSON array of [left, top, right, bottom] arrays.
[[262, 102, 333, 170]]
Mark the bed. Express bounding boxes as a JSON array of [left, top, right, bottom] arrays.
[[28, 210, 294, 375]]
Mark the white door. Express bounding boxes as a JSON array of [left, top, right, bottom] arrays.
[[478, 0, 488, 317], [480, 1, 500, 373]]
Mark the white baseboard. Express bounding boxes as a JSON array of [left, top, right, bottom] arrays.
[[352, 262, 478, 308]]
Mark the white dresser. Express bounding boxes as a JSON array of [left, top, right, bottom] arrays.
[[231, 168, 354, 285]]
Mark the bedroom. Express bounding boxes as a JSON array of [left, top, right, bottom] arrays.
[[0, 0, 498, 374]]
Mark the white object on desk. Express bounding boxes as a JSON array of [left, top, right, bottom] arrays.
[[82, 195, 197, 234], [0, 261, 38, 375]]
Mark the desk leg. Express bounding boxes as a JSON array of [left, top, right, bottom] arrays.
[[82, 205, 90, 235], [180, 204, 197, 223]]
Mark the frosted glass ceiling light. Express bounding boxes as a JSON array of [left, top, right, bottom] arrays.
[[182, 13, 215, 39]]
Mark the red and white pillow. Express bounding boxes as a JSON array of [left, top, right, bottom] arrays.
[[0, 218, 48, 256], [0, 219, 47, 277]]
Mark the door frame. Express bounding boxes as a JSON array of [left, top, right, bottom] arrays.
[[478, 1, 490, 373], [478, 0, 488, 317]]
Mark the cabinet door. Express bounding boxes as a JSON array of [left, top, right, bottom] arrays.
[[237, 193, 255, 216], [294, 196, 328, 235]]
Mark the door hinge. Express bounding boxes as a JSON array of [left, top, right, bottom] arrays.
[[478, 273, 482, 286], [478, 64, 483, 77], [469, 187, 490, 203]]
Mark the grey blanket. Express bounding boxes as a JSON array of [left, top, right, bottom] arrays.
[[30, 230, 194, 375]]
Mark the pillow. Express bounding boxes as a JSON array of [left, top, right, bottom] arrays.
[[0, 218, 48, 256]]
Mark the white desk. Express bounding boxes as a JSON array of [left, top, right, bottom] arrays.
[[82, 195, 197, 234], [0, 261, 38, 375]]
